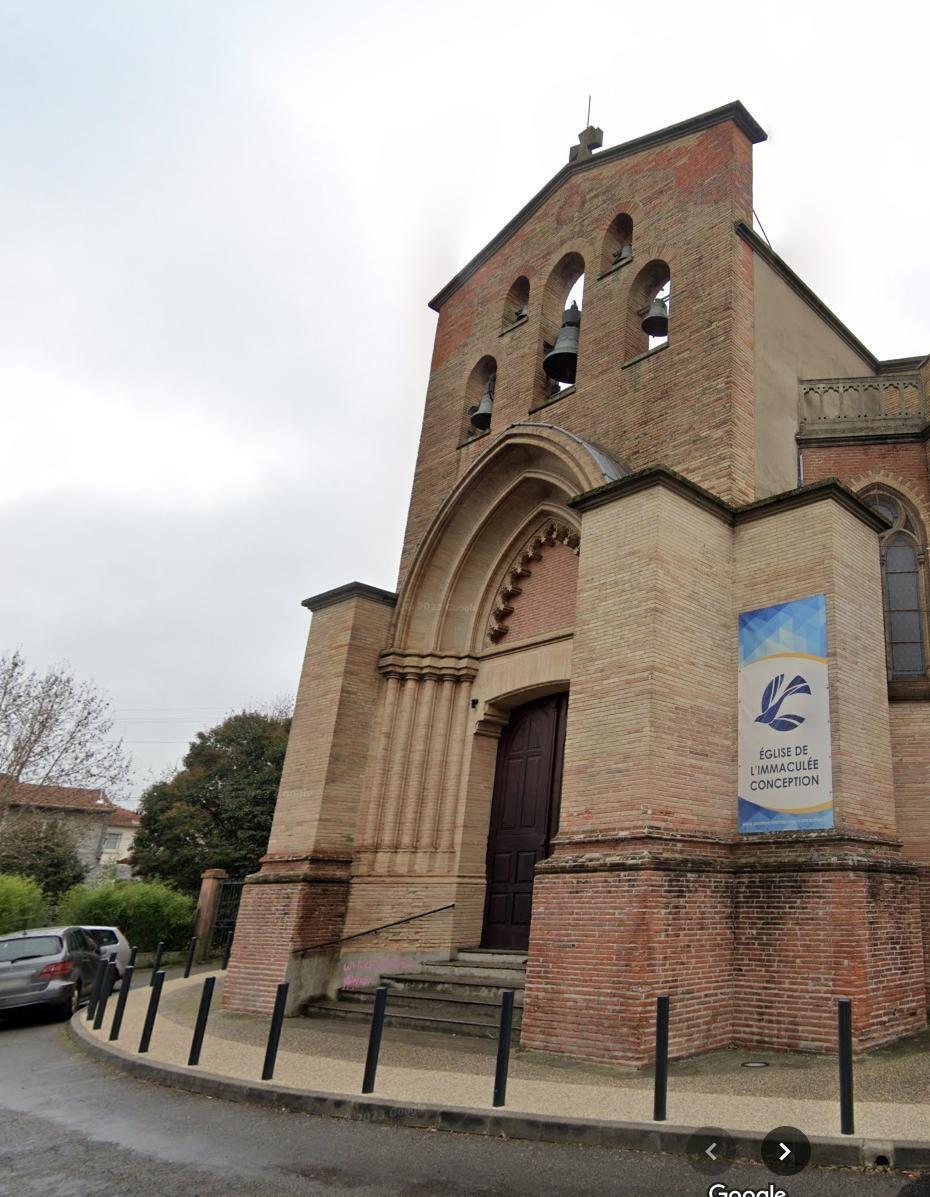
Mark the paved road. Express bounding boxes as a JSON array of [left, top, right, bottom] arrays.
[[0, 1008, 923, 1197]]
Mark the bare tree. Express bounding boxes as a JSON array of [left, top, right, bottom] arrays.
[[0, 651, 131, 808]]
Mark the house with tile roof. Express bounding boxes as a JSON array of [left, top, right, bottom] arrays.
[[2, 780, 115, 872]]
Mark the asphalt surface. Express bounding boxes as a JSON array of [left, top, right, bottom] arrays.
[[0, 1005, 926, 1197]]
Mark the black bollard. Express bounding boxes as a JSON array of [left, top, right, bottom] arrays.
[[188, 975, 216, 1066], [109, 965, 134, 1042], [138, 969, 165, 1053], [183, 936, 197, 979], [492, 989, 515, 1108], [221, 930, 233, 970], [86, 957, 108, 1022], [838, 997, 855, 1135], [93, 962, 117, 1030], [653, 994, 670, 1122], [150, 941, 164, 984], [128, 946, 138, 968], [261, 982, 290, 1081], [361, 986, 389, 1094]]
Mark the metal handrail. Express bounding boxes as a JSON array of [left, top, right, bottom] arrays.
[[295, 903, 454, 956]]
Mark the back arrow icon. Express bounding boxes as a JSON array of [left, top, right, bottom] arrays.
[[779, 1143, 792, 1162], [705, 1143, 718, 1160]]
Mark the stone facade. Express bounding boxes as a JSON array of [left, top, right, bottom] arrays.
[[225, 102, 930, 1065]]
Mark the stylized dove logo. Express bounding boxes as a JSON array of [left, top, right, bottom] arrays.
[[755, 673, 811, 732]]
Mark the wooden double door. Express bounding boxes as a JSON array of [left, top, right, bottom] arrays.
[[481, 692, 568, 950]]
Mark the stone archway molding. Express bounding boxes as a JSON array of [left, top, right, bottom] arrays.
[[392, 424, 626, 654]]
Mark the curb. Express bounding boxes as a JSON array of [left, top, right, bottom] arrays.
[[68, 1015, 930, 1171]]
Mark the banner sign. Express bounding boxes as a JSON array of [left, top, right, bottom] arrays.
[[738, 593, 833, 834]]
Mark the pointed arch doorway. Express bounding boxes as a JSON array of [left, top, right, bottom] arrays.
[[481, 692, 569, 950]]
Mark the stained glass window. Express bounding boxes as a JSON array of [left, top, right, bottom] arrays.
[[864, 492, 926, 677]]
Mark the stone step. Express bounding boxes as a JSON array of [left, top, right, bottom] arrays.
[[304, 1000, 516, 1039], [379, 969, 524, 998], [451, 949, 528, 969], [337, 986, 525, 1013], [399, 962, 526, 985]]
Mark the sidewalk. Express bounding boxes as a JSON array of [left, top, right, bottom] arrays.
[[72, 971, 930, 1166]]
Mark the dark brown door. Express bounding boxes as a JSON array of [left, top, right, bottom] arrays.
[[481, 692, 568, 950]]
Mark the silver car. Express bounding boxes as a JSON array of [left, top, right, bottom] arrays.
[[0, 926, 102, 1019], [81, 925, 131, 978]]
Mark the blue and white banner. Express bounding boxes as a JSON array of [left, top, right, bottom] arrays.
[[738, 593, 833, 834]]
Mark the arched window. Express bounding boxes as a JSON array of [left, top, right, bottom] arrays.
[[626, 259, 670, 361], [600, 212, 633, 274], [461, 355, 497, 440], [502, 276, 530, 330], [537, 252, 585, 407], [862, 490, 927, 678]]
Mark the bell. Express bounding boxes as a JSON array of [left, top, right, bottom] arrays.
[[543, 301, 581, 384], [641, 297, 669, 338], [469, 381, 494, 431], [612, 242, 632, 265]]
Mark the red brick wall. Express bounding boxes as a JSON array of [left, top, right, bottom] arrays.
[[224, 865, 351, 1015], [522, 852, 926, 1065], [522, 860, 734, 1067], [802, 442, 930, 507], [503, 542, 578, 642], [400, 120, 757, 586]]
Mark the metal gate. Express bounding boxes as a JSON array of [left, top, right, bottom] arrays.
[[208, 878, 244, 956]]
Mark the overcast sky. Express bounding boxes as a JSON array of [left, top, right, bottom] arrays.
[[2, 1, 928, 799]]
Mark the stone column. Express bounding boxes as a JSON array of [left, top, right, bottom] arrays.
[[223, 581, 396, 1016], [193, 868, 227, 960]]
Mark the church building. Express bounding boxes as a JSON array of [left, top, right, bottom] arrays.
[[224, 102, 930, 1066]]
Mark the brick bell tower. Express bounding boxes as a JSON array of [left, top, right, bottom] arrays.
[[225, 102, 930, 1066]]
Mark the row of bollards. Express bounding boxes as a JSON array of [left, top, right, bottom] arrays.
[[84, 962, 856, 1133]]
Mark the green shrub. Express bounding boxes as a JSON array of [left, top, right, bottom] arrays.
[[57, 881, 194, 950], [0, 873, 48, 934]]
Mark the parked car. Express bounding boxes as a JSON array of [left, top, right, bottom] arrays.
[[0, 926, 102, 1019], [81, 926, 131, 978]]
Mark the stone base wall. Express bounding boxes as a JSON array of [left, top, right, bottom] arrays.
[[520, 836, 927, 1067], [223, 855, 351, 1016], [732, 841, 926, 1052], [521, 842, 735, 1067], [919, 868, 930, 1000]]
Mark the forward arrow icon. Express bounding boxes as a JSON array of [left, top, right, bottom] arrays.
[[779, 1143, 792, 1162]]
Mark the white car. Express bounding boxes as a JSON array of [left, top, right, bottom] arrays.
[[81, 926, 132, 978]]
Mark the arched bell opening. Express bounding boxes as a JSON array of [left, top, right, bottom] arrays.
[[502, 275, 530, 330], [536, 252, 585, 407], [600, 211, 634, 274], [626, 258, 671, 360], [462, 354, 497, 438]]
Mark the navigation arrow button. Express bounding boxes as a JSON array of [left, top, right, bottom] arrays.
[[686, 1127, 734, 1176], [761, 1126, 810, 1176]]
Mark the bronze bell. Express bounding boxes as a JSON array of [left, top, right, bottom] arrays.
[[612, 242, 632, 265], [641, 296, 669, 338], [469, 379, 494, 431], [543, 301, 581, 384]]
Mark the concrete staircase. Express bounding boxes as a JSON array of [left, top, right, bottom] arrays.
[[302, 947, 527, 1039]]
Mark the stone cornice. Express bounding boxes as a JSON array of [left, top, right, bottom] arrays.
[[570, 467, 887, 534], [378, 650, 479, 682], [539, 830, 914, 877], [735, 478, 888, 532], [570, 465, 733, 521], [428, 103, 766, 312], [302, 581, 397, 613]]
